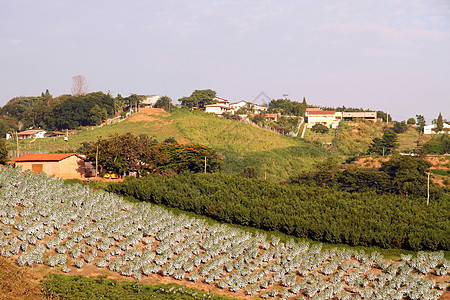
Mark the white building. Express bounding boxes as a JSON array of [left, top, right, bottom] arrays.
[[17, 129, 47, 139], [424, 123, 450, 134], [305, 110, 341, 128], [229, 100, 268, 114], [204, 104, 234, 115], [141, 95, 160, 108]]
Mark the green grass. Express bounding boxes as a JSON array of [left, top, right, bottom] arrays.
[[172, 110, 328, 178], [430, 169, 450, 176], [8, 109, 328, 179], [42, 273, 237, 300]]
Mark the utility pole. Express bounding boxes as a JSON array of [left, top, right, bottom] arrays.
[[95, 144, 99, 181], [204, 156, 207, 174], [427, 172, 430, 206], [16, 132, 19, 157], [65, 129, 69, 151]]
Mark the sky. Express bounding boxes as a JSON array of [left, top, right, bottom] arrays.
[[0, 0, 449, 123]]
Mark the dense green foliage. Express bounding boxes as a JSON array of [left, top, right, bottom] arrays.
[[436, 112, 444, 132], [367, 129, 398, 155], [291, 156, 444, 199], [392, 121, 408, 134], [1, 91, 118, 130], [154, 95, 174, 111], [178, 89, 217, 109], [423, 134, 450, 154], [0, 140, 8, 164], [84, 133, 222, 175], [268, 98, 307, 116], [311, 123, 329, 134], [107, 173, 449, 251], [416, 115, 426, 134], [42, 274, 235, 300]]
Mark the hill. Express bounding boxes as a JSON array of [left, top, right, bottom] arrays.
[[302, 120, 432, 156], [8, 109, 328, 179]]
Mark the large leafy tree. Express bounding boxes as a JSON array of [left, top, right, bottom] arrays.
[[268, 98, 306, 116], [423, 134, 450, 154], [311, 123, 329, 134], [154, 95, 173, 111], [416, 115, 425, 134], [179, 89, 216, 109], [155, 142, 222, 173], [85, 133, 166, 175], [368, 129, 398, 155], [380, 154, 432, 197]]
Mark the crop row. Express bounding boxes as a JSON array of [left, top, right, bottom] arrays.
[[0, 167, 448, 299]]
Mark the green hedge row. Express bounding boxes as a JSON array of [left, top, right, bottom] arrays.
[[107, 174, 449, 251]]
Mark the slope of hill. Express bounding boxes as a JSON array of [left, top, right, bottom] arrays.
[[9, 109, 328, 179]]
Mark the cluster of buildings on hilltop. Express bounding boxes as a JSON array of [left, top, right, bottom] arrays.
[[136, 94, 380, 129], [202, 96, 378, 129]]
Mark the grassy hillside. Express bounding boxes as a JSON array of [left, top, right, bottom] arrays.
[[172, 110, 327, 178], [330, 120, 431, 156], [8, 109, 328, 179]]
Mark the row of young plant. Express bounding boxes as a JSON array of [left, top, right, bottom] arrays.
[[106, 173, 449, 251], [0, 168, 448, 299]]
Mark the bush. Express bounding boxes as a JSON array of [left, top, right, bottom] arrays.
[[311, 124, 329, 134]]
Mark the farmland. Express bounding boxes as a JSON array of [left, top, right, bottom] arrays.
[[0, 167, 448, 299]]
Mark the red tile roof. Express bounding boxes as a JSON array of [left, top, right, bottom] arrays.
[[307, 110, 336, 115], [17, 129, 46, 135], [12, 153, 84, 162], [264, 113, 278, 118]]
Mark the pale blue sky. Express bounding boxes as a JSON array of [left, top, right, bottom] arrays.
[[1, 0, 449, 122]]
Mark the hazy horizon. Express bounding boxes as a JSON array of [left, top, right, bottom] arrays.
[[1, 0, 449, 123]]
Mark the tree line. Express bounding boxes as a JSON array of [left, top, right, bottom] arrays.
[[82, 133, 222, 176], [106, 171, 449, 251]]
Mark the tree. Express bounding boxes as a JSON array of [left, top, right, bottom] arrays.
[[0, 140, 8, 165], [85, 133, 166, 175], [392, 121, 408, 133], [179, 89, 216, 109], [89, 105, 107, 126], [154, 96, 172, 111], [380, 154, 432, 197], [416, 115, 425, 134], [423, 134, 450, 154], [368, 129, 398, 155], [377, 111, 392, 123], [407, 118, 416, 125], [311, 123, 329, 134], [436, 112, 444, 132], [71, 75, 88, 96], [268, 98, 306, 116]]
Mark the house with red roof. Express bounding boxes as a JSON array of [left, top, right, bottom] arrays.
[[11, 153, 94, 179], [17, 129, 46, 139], [305, 110, 342, 128]]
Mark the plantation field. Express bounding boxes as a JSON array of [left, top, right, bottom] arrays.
[[0, 168, 448, 299]]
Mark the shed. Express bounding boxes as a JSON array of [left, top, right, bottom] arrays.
[[11, 153, 94, 179]]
